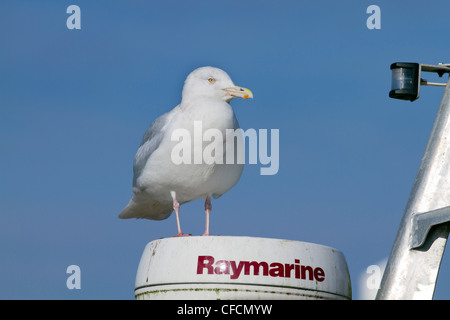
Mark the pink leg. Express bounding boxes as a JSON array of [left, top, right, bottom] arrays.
[[170, 191, 189, 237], [203, 195, 212, 236]]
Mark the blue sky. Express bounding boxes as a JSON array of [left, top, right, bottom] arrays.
[[2, 0, 450, 299]]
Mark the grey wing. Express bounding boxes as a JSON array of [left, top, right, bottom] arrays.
[[132, 110, 173, 187]]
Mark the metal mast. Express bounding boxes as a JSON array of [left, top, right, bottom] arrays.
[[377, 64, 450, 299]]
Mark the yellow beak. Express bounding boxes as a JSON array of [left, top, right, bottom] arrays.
[[223, 86, 254, 99]]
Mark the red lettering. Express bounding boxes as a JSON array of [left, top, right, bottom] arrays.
[[284, 263, 295, 278], [269, 263, 284, 277], [301, 265, 314, 281], [230, 261, 246, 279], [245, 261, 269, 276], [214, 260, 230, 275], [295, 259, 300, 279], [197, 255, 214, 275], [314, 267, 325, 282], [196, 256, 326, 282]]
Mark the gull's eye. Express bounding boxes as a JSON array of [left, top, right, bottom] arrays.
[[208, 77, 216, 84]]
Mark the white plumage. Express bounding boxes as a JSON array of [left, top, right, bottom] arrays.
[[119, 66, 253, 236]]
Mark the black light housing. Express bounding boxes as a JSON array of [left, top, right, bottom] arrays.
[[389, 63, 421, 101]]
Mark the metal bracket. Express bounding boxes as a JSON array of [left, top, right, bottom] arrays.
[[410, 205, 450, 249], [421, 63, 450, 77]]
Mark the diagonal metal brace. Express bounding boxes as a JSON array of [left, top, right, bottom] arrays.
[[410, 205, 450, 249]]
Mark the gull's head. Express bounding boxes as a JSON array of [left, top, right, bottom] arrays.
[[182, 66, 253, 103]]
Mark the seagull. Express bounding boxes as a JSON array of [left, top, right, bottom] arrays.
[[119, 66, 253, 236]]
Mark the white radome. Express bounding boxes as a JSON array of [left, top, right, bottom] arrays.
[[119, 66, 253, 236]]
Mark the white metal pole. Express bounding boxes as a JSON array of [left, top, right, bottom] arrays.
[[376, 76, 450, 299]]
